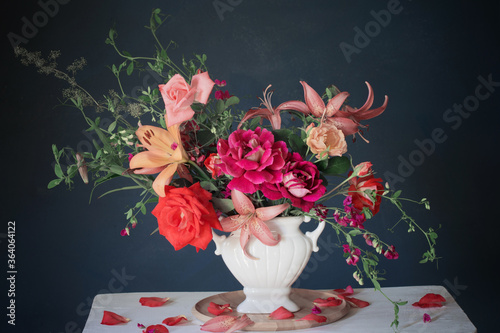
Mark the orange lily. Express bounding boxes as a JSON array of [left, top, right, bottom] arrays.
[[129, 124, 192, 197], [220, 189, 289, 259]]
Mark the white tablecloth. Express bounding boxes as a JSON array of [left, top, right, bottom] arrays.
[[82, 285, 476, 332]]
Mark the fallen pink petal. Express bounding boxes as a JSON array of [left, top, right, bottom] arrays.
[[139, 296, 170, 307], [143, 324, 169, 333], [100, 310, 130, 325], [296, 313, 327, 323], [313, 297, 342, 307], [412, 293, 446, 308], [269, 306, 294, 319], [207, 302, 233, 316], [423, 313, 431, 323], [162, 315, 187, 326]]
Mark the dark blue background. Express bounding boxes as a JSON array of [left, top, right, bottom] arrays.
[[2, 0, 498, 332]]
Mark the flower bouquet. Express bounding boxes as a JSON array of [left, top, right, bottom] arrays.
[[16, 9, 438, 329]]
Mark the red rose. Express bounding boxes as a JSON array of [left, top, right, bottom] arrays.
[[348, 172, 384, 215], [151, 182, 222, 251]]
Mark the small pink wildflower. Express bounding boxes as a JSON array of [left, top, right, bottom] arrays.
[[423, 313, 431, 323], [311, 305, 322, 314], [215, 90, 231, 100], [120, 227, 130, 236], [128, 153, 134, 162], [214, 79, 226, 87], [343, 244, 361, 265], [384, 245, 399, 260]]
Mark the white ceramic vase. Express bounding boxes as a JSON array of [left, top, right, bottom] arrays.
[[212, 215, 325, 314]]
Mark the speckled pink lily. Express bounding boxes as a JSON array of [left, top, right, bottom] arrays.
[[129, 124, 192, 197], [238, 85, 309, 130], [295, 81, 388, 140], [200, 314, 253, 332], [221, 189, 290, 260]]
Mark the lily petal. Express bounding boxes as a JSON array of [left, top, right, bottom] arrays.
[[225, 314, 253, 333], [240, 224, 258, 260], [200, 315, 237, 332], [249, 218, 280, 247], [220, 215, 247, 232], [300, 81, 326, 118], [255, 203, 290, 221], [152, 163, 178, 197], [325, 91, 349, 117], [231, 189, 256, 215]]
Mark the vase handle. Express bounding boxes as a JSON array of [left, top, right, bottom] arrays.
[[304, 216, 325, 252], [212, 230, 226, 256]]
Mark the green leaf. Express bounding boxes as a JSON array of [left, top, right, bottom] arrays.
[[107, 121, 117, 133], [289, 134, 307, 156], [98, 185, 143, 199], [200, 181, 218, 192], [212, 198, 234, 213], [215, 99, 225, 113], [392, 190, 402, 199], [126, 61, 134, 76], [348, 229, 362, 236], [225, 96, 240, 108], [54, 164, 64, 178], [323, 156, 350, 175], [47, 179, 62, 189]]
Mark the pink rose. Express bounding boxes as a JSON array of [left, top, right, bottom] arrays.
[[217, 127, 288, 194], [306, 122, 347, 159], [261, 152, 326, 212], [159, 72, 214, 127]]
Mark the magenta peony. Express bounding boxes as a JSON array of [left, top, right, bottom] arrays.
[[217, 127, 288, 193]]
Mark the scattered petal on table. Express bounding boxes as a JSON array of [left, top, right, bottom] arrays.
[[313, 297, 342, 307], [423, 313, 431, 323], [333, 285, 354, 296], [269, 306, 294, 319], [143, 324, 169, 333], [296, 313, 327, 323], [139, 297, 170, 307], [100, 310, 131, 325], [162, 315, 188, 326], [344, 296, 370, 308], [412, 293, 446, 308], [207, 301, 233, 315], [201, 314, 253, 332]]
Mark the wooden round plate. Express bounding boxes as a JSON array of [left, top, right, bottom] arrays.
[[191, 289, 350, 331]]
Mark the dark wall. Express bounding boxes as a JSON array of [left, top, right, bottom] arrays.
[[2, 0, 498, 332]]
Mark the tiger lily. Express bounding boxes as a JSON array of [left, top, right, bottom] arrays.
[[129, 124, 192, 197], [238, 85, 308, 130], [220, 189, 289, 259]]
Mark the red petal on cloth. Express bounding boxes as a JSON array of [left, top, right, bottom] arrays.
[[313, 297, 342, 307], [412, 293, 446, 308], [333, 285, 354, 296], [139, 297, 170, 307], [162, 315, 187, 326], [296, 313, 327, 323], [143, 324, 169, 333], [207, 302, 233, 316], [344, 296, 370, 308], [100, 311, 131, 325], [269, 306, 294, 319]]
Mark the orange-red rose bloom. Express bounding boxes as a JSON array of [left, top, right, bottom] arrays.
[[151, 182, 222, 251]]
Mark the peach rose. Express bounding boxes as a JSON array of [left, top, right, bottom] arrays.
[[306, 123, 348, 158], [159, 72, 214, 127]]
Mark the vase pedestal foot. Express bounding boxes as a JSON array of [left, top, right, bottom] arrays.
[[237, 287, 299, 313]]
